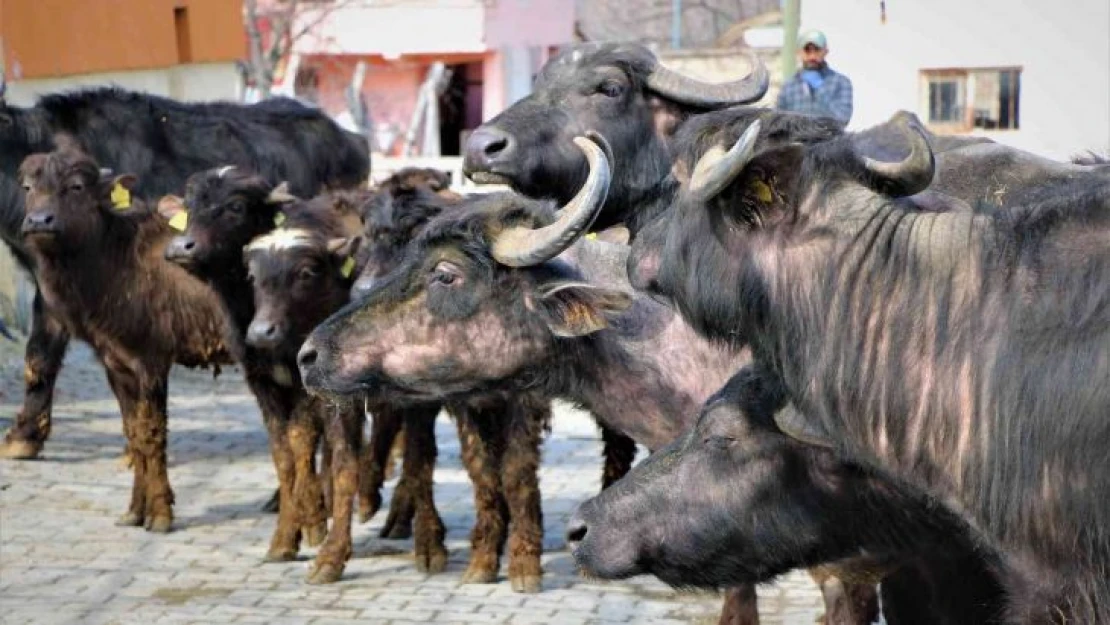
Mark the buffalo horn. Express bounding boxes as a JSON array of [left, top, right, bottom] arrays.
[[862, 115, 935, 197], [490, 132, 612, 267], [688, 119, 762, 202], [773, 406, 833, 449], [646, 49, 769, 107]]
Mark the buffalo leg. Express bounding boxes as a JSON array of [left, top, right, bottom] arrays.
[[307, 399, 363, 585], [405, 407, 447, 573], [135, 375, 174, 533], [379, 406, 435, 539], [289, 399, 328, 548], [104, 365, 144, 527], [0, 292, 69, 459], [250, 379, 301, 562], [454, 403, 509, 585], [360, 405, 405, 524], [599, 425, 636, 490], [502, 397, 546, 593], [717, 586, 760, 625]]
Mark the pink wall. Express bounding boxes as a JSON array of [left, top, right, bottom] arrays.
[[484, 0, 576, 48]]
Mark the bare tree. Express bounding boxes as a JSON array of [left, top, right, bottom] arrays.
[[242, 0, 355, 99]]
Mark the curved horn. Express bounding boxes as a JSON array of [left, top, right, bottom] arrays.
[[490, 133, 612, 267], [646, 49, 769, 107], [217, 165, 236, 178], [688, 119, 762, 202], [862, 116, 935, 197]]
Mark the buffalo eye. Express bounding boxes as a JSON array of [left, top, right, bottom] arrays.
[[20, 182, 31, 192], [596, 80, 624, 98], [227, 199, 246, 213], [703, 435, 736, 450], [68, 181, 85, 193], [430, 261, 463, 287], [298, 265, 318, 281]]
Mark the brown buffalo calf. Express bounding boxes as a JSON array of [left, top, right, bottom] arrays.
[[18, 148, 233, 532]]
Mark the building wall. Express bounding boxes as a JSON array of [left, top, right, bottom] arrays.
[[801, 0, 1110, 159], [3, 63, 242, 106], [0, 0, 243, 79]]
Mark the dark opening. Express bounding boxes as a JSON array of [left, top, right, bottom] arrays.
[[438, 63, 479, 156], [174, 7, 192, 64]]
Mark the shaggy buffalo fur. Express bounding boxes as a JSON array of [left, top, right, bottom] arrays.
[[18, 148, 233, 532]]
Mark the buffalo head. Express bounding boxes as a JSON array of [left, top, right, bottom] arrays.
[[298, 134, 626, 400], [463, 43, 768, 230]]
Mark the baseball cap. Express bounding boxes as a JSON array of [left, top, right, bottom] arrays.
[[799, 30, 828, 49]]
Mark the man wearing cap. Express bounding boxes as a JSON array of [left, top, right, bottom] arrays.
[[776, 30, 853, 126]]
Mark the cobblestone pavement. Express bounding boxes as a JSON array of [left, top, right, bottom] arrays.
[[0, 342, 827, 625]]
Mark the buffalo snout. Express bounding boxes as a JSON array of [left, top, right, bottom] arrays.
[[163, 236, 197, 263], [565, 497, 642, 580], [21, 211, 58, 235], [463, 127, 516, 181], [246, 318, 284, 350]]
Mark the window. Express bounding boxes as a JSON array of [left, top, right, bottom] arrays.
[[921, 67, 1021, 132]]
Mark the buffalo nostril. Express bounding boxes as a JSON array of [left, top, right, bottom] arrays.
[[566, 518, 588, 547], [483, 137, 508, 157], [264, 324, 277, 337], [183, 240, 195, 251], [298, 347, 318, 369], [42, 215, 54, 225]]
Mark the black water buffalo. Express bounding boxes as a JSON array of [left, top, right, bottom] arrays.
[[583, 111, 1110, 622], [299, 138, 890, 624], [568, 370, 1008, 625], [0, 87, 370, 461], [463, 43, 768, 232]]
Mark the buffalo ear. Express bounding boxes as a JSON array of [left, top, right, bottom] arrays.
[[772, 406, 833, 448], [532, 281, 633, 337], [157, 195, 186, 221]]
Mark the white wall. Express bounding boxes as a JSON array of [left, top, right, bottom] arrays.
[[801, 0, 1110, 159], [5, 62, 242, 106]]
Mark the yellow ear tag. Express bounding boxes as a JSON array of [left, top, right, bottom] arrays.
[[111, 183, 131, 210], [340, 256, 356, 279], [168, 211, 189, 232], [750, 179, 774, 204], [273, 211, 286, 227], [585, 232, 598, 240]]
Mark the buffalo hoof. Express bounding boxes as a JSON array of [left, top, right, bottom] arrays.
[[306, 562, 344, 585], [0, 438, 43, 460], [415, 546, 448, 574], [263, 548, 298, 563], [261, 489, 281, 514], [460, 566, 498, 585], [115, 511, 143, 527], [304, 521, 329, 548], [145, 515, 173, 533], [511, 575, 543, 594]]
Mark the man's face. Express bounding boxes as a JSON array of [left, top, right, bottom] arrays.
[[800, 44, 828, 70]]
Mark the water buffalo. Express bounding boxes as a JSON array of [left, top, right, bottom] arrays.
[[463, 43, 768, 232], [594, 110, 1110, 622], [299, 137, 884, 623], [568, 369, 1008, 625], [18, 148, 233, 532], [0, 87, 369, 461]]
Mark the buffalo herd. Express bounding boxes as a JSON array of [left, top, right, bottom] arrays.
[[2, 44, 1107, 625]]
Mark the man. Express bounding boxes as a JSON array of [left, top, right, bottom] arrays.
[[776, 29, 853, 126]]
